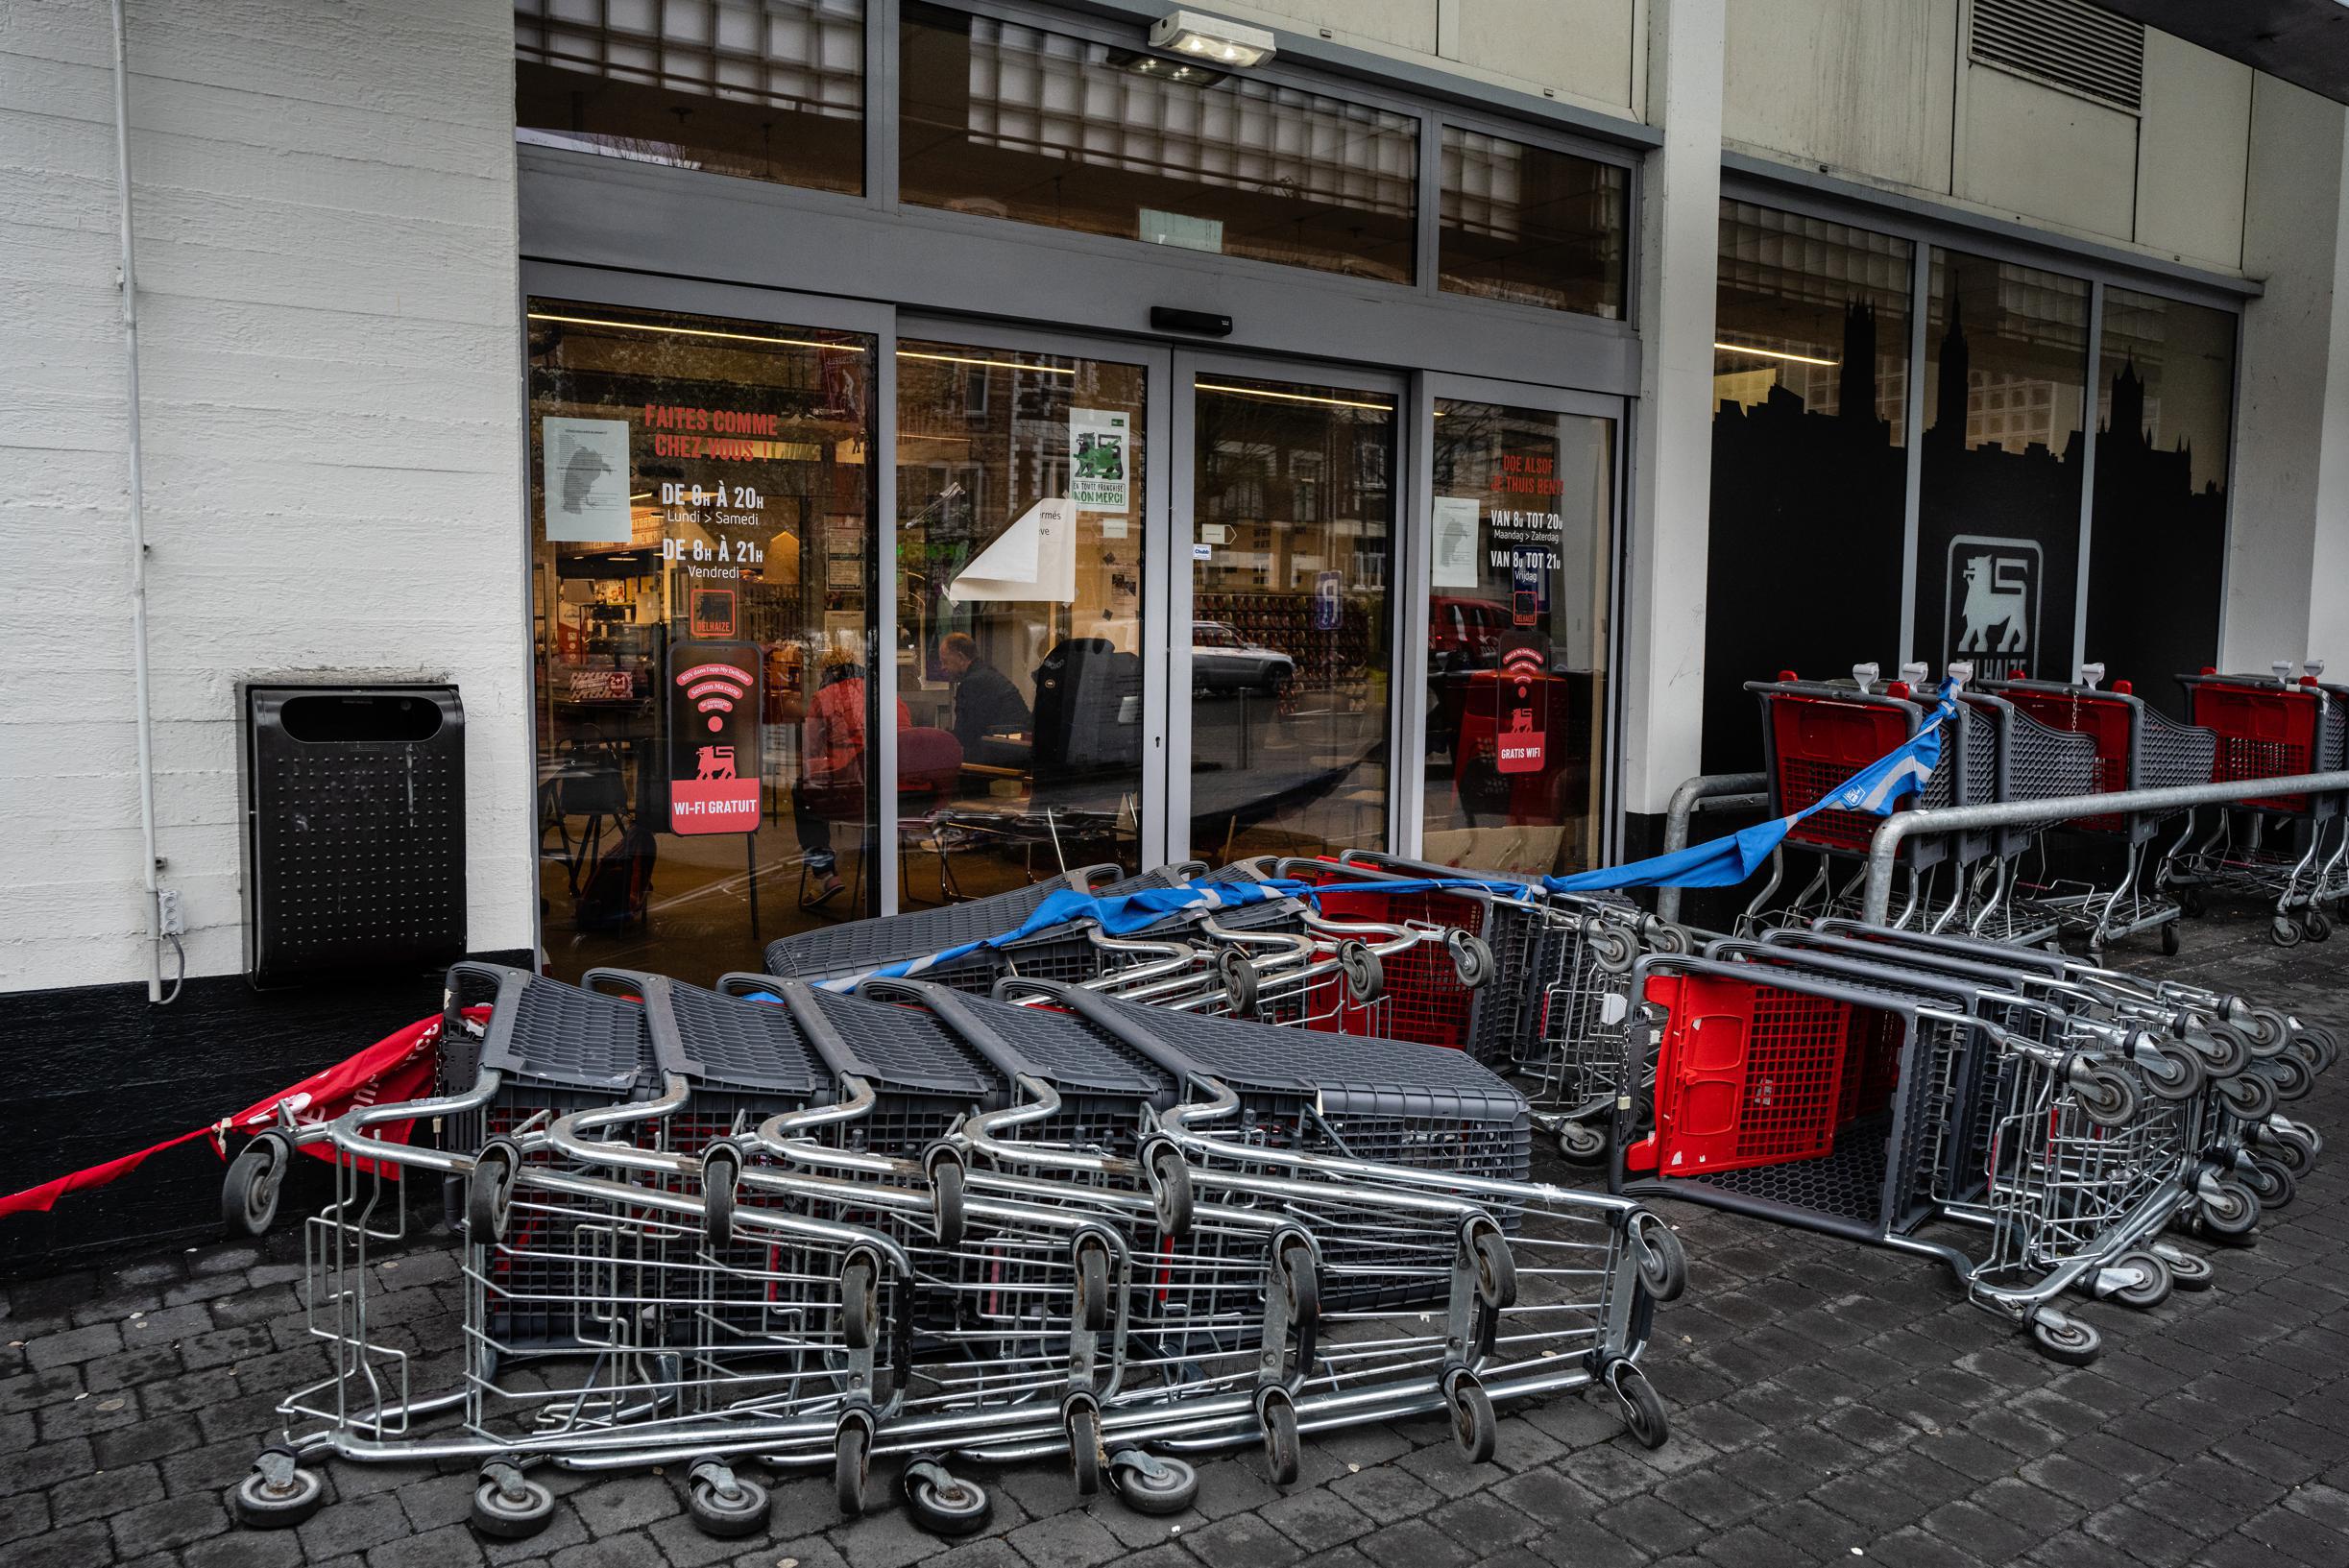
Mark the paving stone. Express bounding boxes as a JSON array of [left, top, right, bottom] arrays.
[[551, 1537, 674, 1568], [108, 1487, 233, 1555], [1003, 1508, 1125, 1568]]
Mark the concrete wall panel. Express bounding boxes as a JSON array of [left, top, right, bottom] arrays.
[[1722, 0, 1956, 194], [2134, 28, 2252, 269], [1958, 65, 2139, 240]]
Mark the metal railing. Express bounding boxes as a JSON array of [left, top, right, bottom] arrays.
[[1859, 771, 2349, 925], [1654, 772, 1767, 925]]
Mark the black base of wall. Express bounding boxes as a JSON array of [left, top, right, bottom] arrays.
[[1, 952, 528, 1281]]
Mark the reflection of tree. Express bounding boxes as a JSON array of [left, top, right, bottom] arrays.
[[1701, 301, 1906, 772]]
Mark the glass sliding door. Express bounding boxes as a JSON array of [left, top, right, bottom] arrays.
[[1421, 395, 1615, 876], [525, 297, 875, 981], [894, 336, 1153, 900], [1184, 369, 1398, 867]]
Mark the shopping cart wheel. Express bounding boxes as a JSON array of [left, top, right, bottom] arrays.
[[2071, 1064, 2140, 1128], [2240, 1005, 2292, 1054], [2191, 1023, 2252, 1079], [2162, 921, 2181, 957], [2154, 1245, 2216, 1292], [230, 1447, 323, 1530], [222, 1133, 290, 1240], [2138, 1039, 2205, 1102], [1627, 1212, 1687, 1304], [467, 1142, 520, 1244], [2291, 1022, 2338, 1073], [2307, 908, 2334, 943], [1275, 1238, 1320, 1336], [1558, 1120, 1609, 1166], [1469, 1228, 1517, 1311], [840, 1257, 879, 1352], [2198, 1177, 2261, 1238], [2027, 1313, 2101, 1367], [2262, 1123, 2318, 1174], [2265, 1051, 2315, 1103], [2217, 1070, 2279, 1122], [1607, 1362, 1668, 1450], [1586, 925, 1636, 974], [1146, 1143, 1194, 1239], [1106, 1449, 1198, 1515], [1445, 1373, 1498, 1463], [2179, 887, 2206, 918], [1448, 930, 1495, 989], [1338, 940, 1382, 1002], [2103, 1251, 2172, 1311], [2271, 913, 2303, 949], [1257, 1390, 1301, 1486], [1076, 1242, 1112, 1332], [931, 1160, 966, 1248], [1066, 1404, 1103, 1497], [902, 1459, 991, 1537], [834, 1415, 873, 1516], [702, 1146, 739, 1247], [685, 1459, 770, 1538], [1218, 948, 1261, 1015], [469, 1459, 553, 1539], [2244, 1157, 2297, 1212]]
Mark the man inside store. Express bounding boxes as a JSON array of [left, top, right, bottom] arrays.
[[939, 631, 1031, 770]]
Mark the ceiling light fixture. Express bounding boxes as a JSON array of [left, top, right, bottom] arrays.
[[1712, 340, 1838, 367], [1150, 10, 1276, 68]]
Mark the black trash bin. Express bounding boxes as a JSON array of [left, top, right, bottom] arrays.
[[242, 685, 467, 985]]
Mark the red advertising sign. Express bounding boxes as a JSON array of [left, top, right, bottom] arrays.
[[668, 639, 762, 834], [1496, 647, 1546, 774]]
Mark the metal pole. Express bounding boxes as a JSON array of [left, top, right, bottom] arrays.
[[1858, 772, 2349, 924], [1655, 771, 1766, 923], [112, 0, 164, 1003]]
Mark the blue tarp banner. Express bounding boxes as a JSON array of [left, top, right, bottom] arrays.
[[776, 681, 1958, 990]]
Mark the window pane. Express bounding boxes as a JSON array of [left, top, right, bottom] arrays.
[[527, 300, 876, 982], [1703, 201, 1911, 771], [517, 0, 863, 195], [1192, 376, 1395, 863], [1917, 250, 2089, 683], [895, 341, 1149, 901], [2086, 290, 2235, 713], [1423, 400, 1613, 876], [901, 3, 1417, 284], [1440, 127, 1628, 320]]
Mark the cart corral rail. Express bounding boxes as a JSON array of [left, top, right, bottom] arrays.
[[1858, 771, 2349, 925]]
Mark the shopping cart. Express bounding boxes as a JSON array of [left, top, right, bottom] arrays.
[[1611, 952, 2175, 1363], [762, 862, 1134, 988], [1742, 670, 1991, 934], [1953, 681, 2100, 944], [999, 978, 1686, 1460], [2167, 668, 2349, 946], [1982, 669, 2217, 958]]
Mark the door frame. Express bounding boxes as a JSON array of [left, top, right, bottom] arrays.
[[891, 315, 1176, 880], [1169, 350, 1414, 867], [1416, 373, 1631, 868]]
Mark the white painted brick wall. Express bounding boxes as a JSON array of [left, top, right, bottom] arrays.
[[0, 0, 531, 993]]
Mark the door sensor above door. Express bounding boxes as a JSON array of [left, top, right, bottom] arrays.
[[1150, 306, 1233, 337]]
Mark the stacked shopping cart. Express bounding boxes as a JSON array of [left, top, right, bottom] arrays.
[[222, 949, 1684, 1542], [1609, 919, 2332, 1364], [2166, 663, 2349, 946]]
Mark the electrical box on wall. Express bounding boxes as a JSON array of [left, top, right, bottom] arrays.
[[241, 685, 467, 986]]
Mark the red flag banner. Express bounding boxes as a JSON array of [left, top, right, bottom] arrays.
[[0, 1011, 463, 1219]]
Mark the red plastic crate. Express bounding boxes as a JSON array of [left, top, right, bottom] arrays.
[[2189, 680, 2324, 812], [1638, 971, 1863, 1176], [1770, 696, 1915, 852]]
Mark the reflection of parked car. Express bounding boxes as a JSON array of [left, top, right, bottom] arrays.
[[1428, 596, 1510, 666], [1191, 621, 1294, 693]]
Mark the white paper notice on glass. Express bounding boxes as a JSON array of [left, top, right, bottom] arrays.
[[1431, 495, 1482, 590], [946, 498, 1077, 604], [1069, 408, 1132, 517], [543, 417, 634, 543]]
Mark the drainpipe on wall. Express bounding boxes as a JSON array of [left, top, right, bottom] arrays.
[[111, 0, 169, 1003]]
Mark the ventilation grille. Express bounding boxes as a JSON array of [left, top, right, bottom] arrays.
[[1969, 0, 2143, 113]]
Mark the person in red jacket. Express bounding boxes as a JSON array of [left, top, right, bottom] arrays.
[[794, 644, 910, 906]]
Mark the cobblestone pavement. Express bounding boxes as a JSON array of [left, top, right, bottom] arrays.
[[3, 910, 2346, 1568]]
